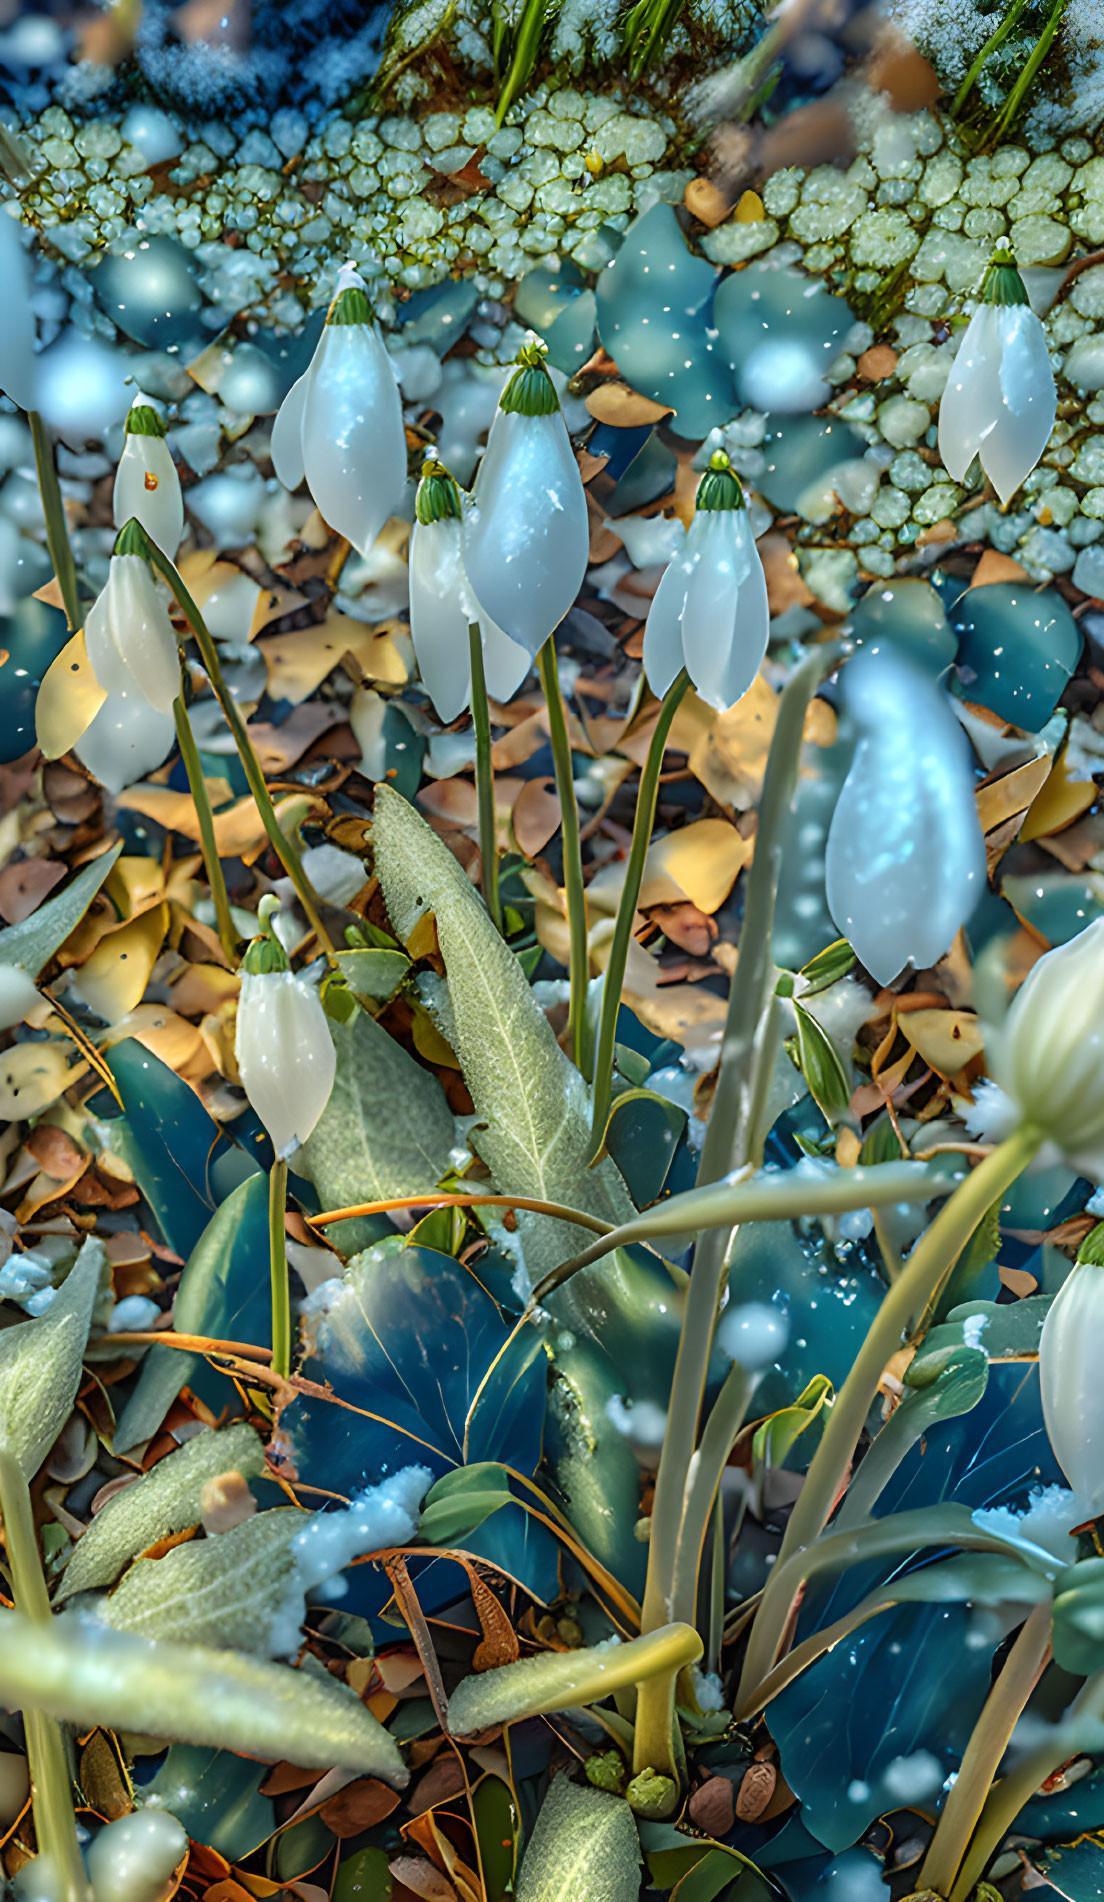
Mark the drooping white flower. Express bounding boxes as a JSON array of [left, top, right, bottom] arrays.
[[938, 249, 1056, 505], [409, 457, 530, 721], [113, 396, 184, 557], [83, 524, 180, 716], [463, 340, 589, 659], [825, 647, 986, 985], [235, 964, 336, 1161], [73, 691, 176, 795], [986, 915, 1104, 1178], [1040, 1234, 1104, 1514], [0, 203, 36, 413], [271, 261, 406, 560], [643, 447, 769, 712]]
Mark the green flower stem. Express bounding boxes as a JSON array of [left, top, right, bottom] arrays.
[[147, 543, 336, 961], [951, 0, 1029, 119], [922, 1599, 1053, 1900], [737, 1124, 1043, 1706], [173, 693, 238, 965], [946, 1705, 1091, 1902], [668, 1360, 752, 1628], [269, 1157, 291, 1381], [467, 623, 502, 936], [985, 0, 1070, 146], [537, 636, 589, 1076], [627, 1623, 704, 1801], [589, 670, 691, 1155], [0, 1450, 90, 1902], [528, 1159, 941, 1308], [28, 412, 81, 632]]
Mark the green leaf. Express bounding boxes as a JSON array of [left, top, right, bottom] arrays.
[[335, 947, 410, 1005], [922, 1296, 1053, 1363], [97, 1508, 304, 1652], [140, 1746, 274, 1860], [447, 1624, 702, 1735], [296, 1007, 456, 1250], [0, 1235, 106, 1478], [56, 1421, 265, 1601], [836, 1346, 989, 1529], [0, 1609, 408, 1781], [1053, 1559, 1104, 1676], [752, 1374, 833, 1472], [790, 1002, 852, 1126], [797, 938, 856, 996], [335, 1848, 392, 1902], [515, 1776, 640, 1902], [474, 1776, 517, 1902], [419, 1464, 514, 1546], [0, 844, 122, 977], [371, 787, 635, 1301]]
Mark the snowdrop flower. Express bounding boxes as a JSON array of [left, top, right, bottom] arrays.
[[0, 203, 36, 412], [235, 908, 336, 1160], [1040, 1227, 1104, 1514], [84, 521, 180, 716], [113, 396, 184, 557], [643, 446, 768, 712], [271, 261, 406, 560], [463, 338, 589, 658], [938, 248, 1056, 505], [986, 915, 1104, 1178], [74, 692, 176, 796], [409, 456, 530, 720], [825, 648, 986, 985]]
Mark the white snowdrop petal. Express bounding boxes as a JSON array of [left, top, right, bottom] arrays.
[[478, 610, 532, 706], [74, 691, 176, 794], [938, 306, 1003, 484], [825, 649, 985, 985], [235, 970, 336, 1160], [409, 517, 473, 722], [0, 965, 41, 1031], [83, 578, 132, 701], [643, 547, 696, 699], [113, 435, 184, 558], [682, 512, 768, 712], [464, 409, 589, 657], [985, 303, 1057, 505], [992, 916, 1104, 1177], [270, 369, 309, 493], [106, 554, 180, 715], [300, 325, 407, 559], [87, 1810, 188, 1902], [1040, 1261, 1104, 1514]]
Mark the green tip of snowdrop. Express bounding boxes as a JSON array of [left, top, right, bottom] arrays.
[[115, 398, 184, 559], [643, 433, 767, 712], [937, 245, 1056, 507], [498, 335, 562, 418]]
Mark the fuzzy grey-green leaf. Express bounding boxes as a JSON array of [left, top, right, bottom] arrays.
[[0, 1235, 107, 1478], [446, 1624, 702, 1736], [371, 787, 634, 1296], [56, 1422, 266, 1602], [0, 1609, 408, 1782], [516, 1776, 641, 1902], [0, 845, 123, 979], [96, 1507, 303, 1652]]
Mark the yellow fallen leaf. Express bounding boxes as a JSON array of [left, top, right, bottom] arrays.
[[684, 673, 779, 812], [69, 903, 169, 1020], [257, 613, 409, 704], [36, 630, 106, 760], [0, 1043, 83, 1120], [584, 384, 673, 427], [1020, 748, 1097, 841], [587, 818, 751, 916], [899, 1008, 984, 1078], [105, 856, 168, 920], [100, 1003, 207, 1076], [115, 788, 320, 861], [975, 755, 1052, 835]]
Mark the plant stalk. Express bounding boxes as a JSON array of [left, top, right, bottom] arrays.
[[269, 1156, 291, 1381], [0, 1450, 90, 1902], [147, 543, 336, 960], [173, 693, 238, 964], [951, 0, 1029, 119], [922, 1599, 1052, 1899], [589, 670, 690, 1154], [737, 1123, 1043, 1704], [467, 623, 502, 935], [985, 0, 1070, 146], [537, 636, 589, 1076], [28, 413, 81, 632]]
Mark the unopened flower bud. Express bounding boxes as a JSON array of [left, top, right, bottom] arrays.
[[988, 916, 1104, 1177]]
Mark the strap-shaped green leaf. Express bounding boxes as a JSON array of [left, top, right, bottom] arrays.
[[0, 1235, 106, 1478], [447, 1623, 701, 1735]]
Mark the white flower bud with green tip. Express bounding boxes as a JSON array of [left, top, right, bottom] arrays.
[[1040, 1225, 1104, 1515], [86, 1808, 188, 1902], [84, 521, 180, 716], [271, 261, 406, 561], [463, 338, 589, 660], [113, 396, 184, 558], [938, 248, 1056, 506], [986, 916, 1104, 1179], [234, 906, 336, 1161], [409, 455, 530, 721], [825, 647, 985, 985], [643, 444, 768, 712]]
